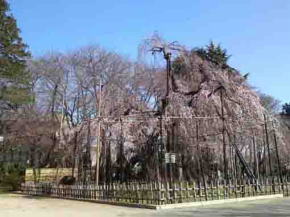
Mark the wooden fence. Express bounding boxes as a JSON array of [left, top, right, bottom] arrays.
[[20, 178, 290, 205]]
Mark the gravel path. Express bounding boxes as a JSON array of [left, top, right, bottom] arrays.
[[0, 194, 154, 217], [1, 194, 290, 217]]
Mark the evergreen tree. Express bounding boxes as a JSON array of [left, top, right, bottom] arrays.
[[282, 103, 290, 115], [195, 41, 230, 68], [0, 0, 31, 109]]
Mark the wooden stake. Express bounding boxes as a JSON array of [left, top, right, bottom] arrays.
[[95, 78, 102, 186], [220, 88, 228, 183], [273, 125, 283, 190], [252, 135, 260, 185], [264, 114, 274, 192]]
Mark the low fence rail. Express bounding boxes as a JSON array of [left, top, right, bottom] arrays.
[[20, 179, 289, 205]]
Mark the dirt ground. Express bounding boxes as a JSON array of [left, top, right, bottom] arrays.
[[0, 194, 153, 217], [1, 194, 290, 217]]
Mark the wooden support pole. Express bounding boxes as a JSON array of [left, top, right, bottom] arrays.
[[119, 119, 125, 183], [72, 131, 78, 178], [264, 114, 274, 192], [159, 116, 167, 182], [262, 136, 267, 177], [220, 88, 228, 183], [252, 135, 260, 188], [196, 120, 208, 200], [155, 120, 160, 182], [273, 125, 283, 190], [95, 78, 102, 186]]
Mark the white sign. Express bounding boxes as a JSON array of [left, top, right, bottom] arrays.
[[0, 136, 3, 142], [170, 153, 176, 164], [165, 152, 176, 164]]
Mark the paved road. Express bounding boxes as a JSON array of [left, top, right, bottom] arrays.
[[151, 199, 290, 217], [1, 194, 290, 217]]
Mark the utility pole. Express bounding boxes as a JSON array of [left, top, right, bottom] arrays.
[[164, 51, 171, 97], [151, 47, 171, 182], [150, 40, 182, 183], [164, 51, 173, 185]]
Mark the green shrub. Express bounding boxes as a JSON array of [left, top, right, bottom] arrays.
[[0, 163, 25, 191]]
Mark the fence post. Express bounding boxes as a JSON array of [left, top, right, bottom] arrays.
[[204, 178, 208, 201], [179, 182, 183, 203], [285, 177, 289, 196], [193, 181, 197, 201], [223, 180, 226, 199], [166, 182, 170, 204], [210, 180, 214, 200]]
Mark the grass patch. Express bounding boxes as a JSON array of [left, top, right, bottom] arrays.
[[0, 185, 12, 194]]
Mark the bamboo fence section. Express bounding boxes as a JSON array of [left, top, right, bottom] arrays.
[[21, 177, 290, 205]]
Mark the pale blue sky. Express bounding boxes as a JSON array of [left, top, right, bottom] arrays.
[[9, 0, 290, 104]]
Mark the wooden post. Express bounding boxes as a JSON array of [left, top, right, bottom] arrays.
[[193, 181, 197, 201], [264, 114, 274, 193], [262, 136, 267, 177], [157, 182, 162, 205], [220, 88, 228, 184], [159, 116, 167, 182], [252, 135, 260, 190], [223, 180, 227, 199], [166, 182, 170, 204], [167, 124, 173, 188], [234, 135, 240, 182], [155, 126, 161, 182], [217, 180, 220, 200], [196, 120, 207, 201], [285, 176, 289, 196], [72, 131, 78, 178], [163, 51, 172, 184], [95, 77, 102, 186], [273, 125, 283, 190], [171, 122, 177, 182], [210, 180, 214, 200], [119, 119, 125, 183], [179, 182, 183, 203], [106, 130, 112, 184]]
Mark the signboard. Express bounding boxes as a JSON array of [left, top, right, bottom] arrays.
[[0, 136, 3, 142], [165, 152, 176, 164]]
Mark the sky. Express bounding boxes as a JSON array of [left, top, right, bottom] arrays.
[[8, 0, 290, 104]]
